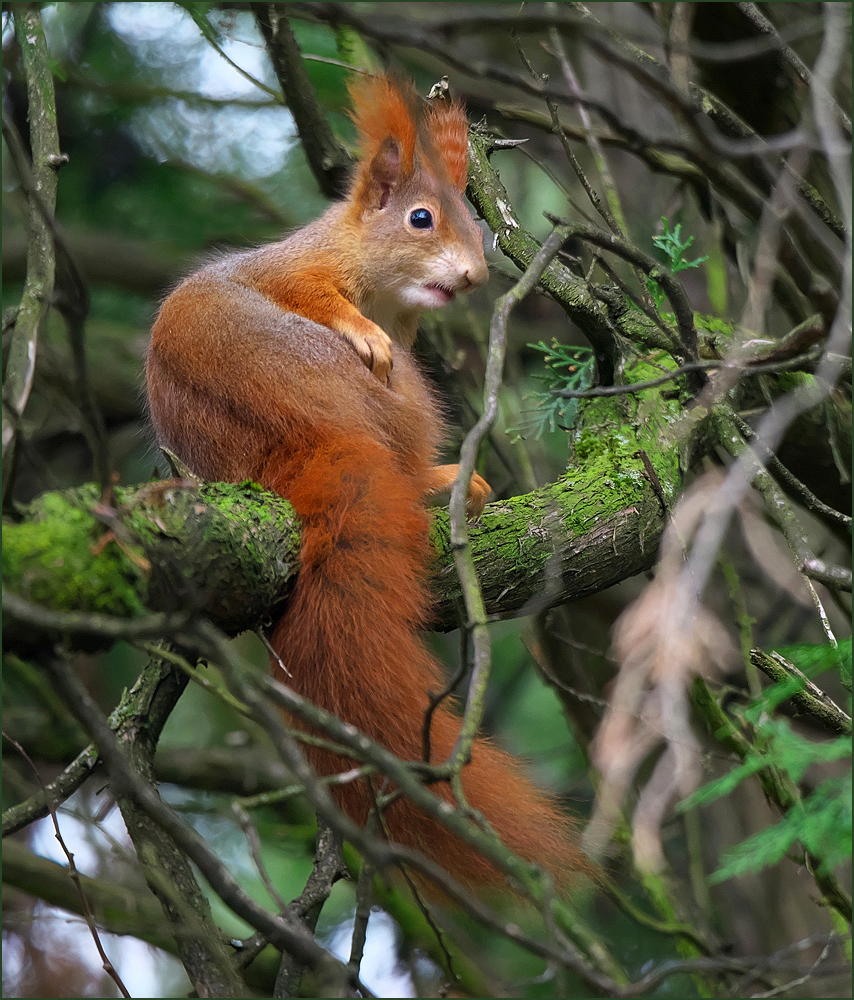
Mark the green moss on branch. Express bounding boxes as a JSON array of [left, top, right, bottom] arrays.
[[3, 368, 691, 644], [3, 480, 300, 649]]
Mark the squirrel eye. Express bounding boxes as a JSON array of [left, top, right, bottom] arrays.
[[409, 208, 434, 230]]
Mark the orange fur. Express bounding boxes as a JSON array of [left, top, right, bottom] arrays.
[[426, 99, 470, 192], [348, 73, 418, 175], [349, 75, 469, 197], [260, 426, 590, 889], [146, 73, 593, 896]]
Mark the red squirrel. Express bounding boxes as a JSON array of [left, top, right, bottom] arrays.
[[146, 73, 588, 888]]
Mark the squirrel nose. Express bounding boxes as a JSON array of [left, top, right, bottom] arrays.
[[466, 258, 489, 289]]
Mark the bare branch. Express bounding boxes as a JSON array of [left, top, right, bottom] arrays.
[[736, 2, 851, 138], [447, 224, 571, 773], [749, 648, 852, 736], [2, 732, 131, 998], [254, 4, 353, 198], [2, 7, 59, 497]]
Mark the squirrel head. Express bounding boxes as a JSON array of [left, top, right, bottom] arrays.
[[345, 73, 488, 322]]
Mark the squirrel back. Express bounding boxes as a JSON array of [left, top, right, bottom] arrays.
[[146, 73, 592, 892]]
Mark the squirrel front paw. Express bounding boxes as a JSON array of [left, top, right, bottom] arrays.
[[346, 325, 394, 382]]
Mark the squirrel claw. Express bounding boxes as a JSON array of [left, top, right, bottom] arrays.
[[348, 327, 393, 383]]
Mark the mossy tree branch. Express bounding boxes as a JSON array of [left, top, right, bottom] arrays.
[[2, 479, 301, 653], [3, 356, 687, 649], [2, 6, 60, 497]]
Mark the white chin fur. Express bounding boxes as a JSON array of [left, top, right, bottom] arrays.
[[400, 285, 452, 311]]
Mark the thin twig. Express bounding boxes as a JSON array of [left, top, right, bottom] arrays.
[[731, 412, 851, 530], [749, 649, 851, 737], [718, 412, 849, 675], [2, 732, 132, 998], [396, 863, 461, 992], [749, 939, 833, 998], [254, 4, 352, 198], [256, 626, 293, 677], [736, 2, 851, 138], [2, 742, 100, 838], [195, 16, 283, 101], [546, 15, 629, 234], [421, 637, 468, 764], [447, 224, 571, 772], [555, 351, 823, 399], [347, 859, 373, 980], [302, 53, 367, 73], [232, 801, 290, 912], [801, 574, 841, 654], [511, 26, 623, 239], [139, 640, 369, 761], [2, 589, 191, 641]]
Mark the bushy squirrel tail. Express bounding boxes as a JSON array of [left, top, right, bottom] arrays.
[[262, 429, 592, 888]]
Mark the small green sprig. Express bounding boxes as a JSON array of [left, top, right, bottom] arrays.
[[507, 341, 595, 442], [681, 638, 852, 883], [648, 217, 709, 310]]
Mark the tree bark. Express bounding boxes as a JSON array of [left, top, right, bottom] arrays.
[[3, 372, 688, 645]]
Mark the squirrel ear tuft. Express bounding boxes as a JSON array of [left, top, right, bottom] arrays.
[[425, 98, 469, 192], [348, 74, 417, 176]]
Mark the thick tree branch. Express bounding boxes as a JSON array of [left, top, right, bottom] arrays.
[[3, 365, 684, 647], [2, 479, 300, 654]]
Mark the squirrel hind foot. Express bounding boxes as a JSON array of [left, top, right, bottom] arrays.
[[465, 471, 492, 518]]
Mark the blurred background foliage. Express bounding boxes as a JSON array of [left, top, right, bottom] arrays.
[[2, 3, 851, 998]]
